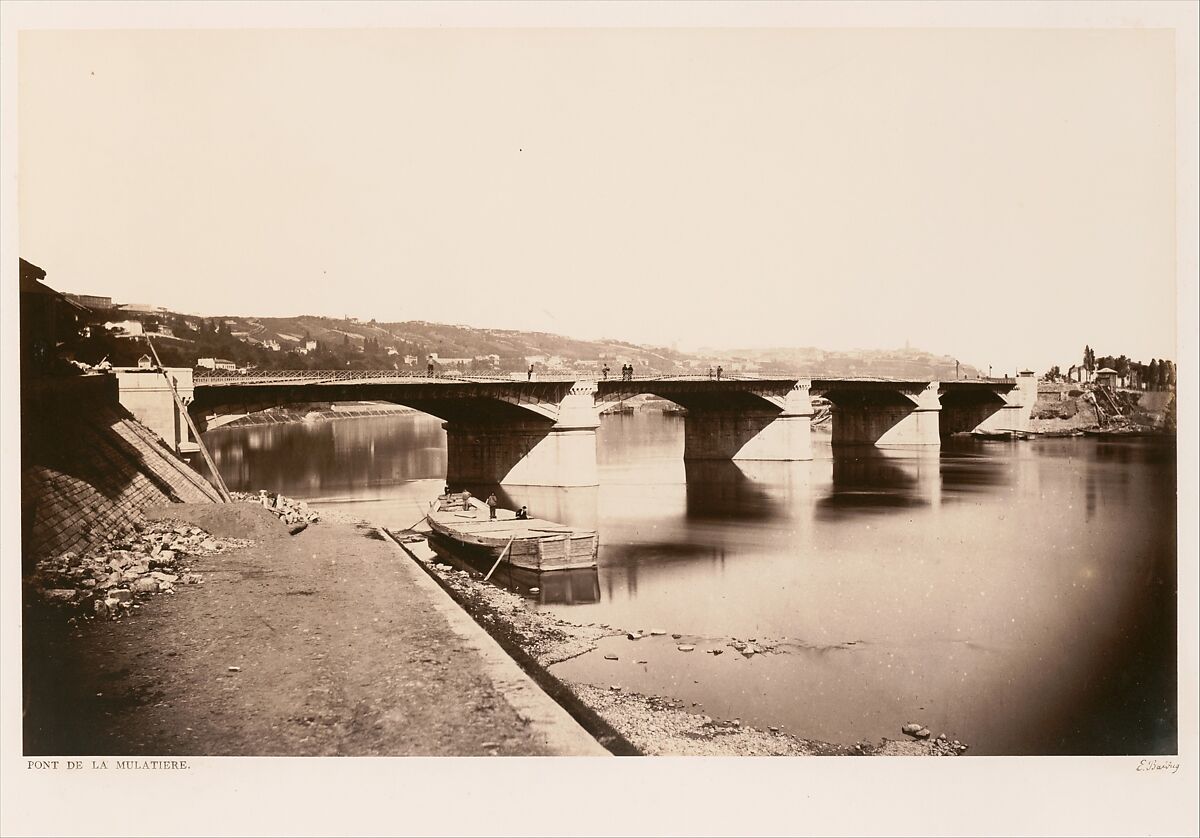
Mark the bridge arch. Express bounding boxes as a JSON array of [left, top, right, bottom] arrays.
[[189, 378, 599, 487]]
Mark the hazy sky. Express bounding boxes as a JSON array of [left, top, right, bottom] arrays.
[[19, 27, 1177, 372]]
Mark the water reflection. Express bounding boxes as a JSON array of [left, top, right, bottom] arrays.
[[203, 414, 446, 498], [683, 461, 778, 521], [204, 410, 1177, 755], [938, 441, 1014, 499], [428, 538, 600, 605], [816, 447, 940, 519]]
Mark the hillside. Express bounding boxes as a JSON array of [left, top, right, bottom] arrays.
[[713, 346, 983, 380], [67, 300, 982, 380]]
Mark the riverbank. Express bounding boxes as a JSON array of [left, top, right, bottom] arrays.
[[217, 401, 416, 429], [23, 503, 605, 756], [390, 530, 965, 757], [1029, 382, 1176, 434], [25, 491, 966, 757]]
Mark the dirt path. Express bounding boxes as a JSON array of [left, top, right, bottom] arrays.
[[24, 509, 603, 756]]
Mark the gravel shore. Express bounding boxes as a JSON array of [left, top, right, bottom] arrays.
[[392, 530, 966, 757]]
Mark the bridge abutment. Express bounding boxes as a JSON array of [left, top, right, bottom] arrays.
[[972, 371, 1037, 434], [114, 366, 200, 456]]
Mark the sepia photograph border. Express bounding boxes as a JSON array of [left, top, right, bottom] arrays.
[[1, 2, 1196, 836]]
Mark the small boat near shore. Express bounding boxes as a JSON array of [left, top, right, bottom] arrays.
[[600, 402, 635, 416], [1083, 428, 1168, 440], [970, 429, 1031, 441], [426, 493, 598, 572]]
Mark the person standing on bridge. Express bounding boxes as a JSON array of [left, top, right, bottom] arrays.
[[602, 364, 610, 380], [427, 357, 435, 377], [486, 493, 498, 520], [527, 364, 534, 381], [707, 366, 713, 380], [716, 365, 723, 381]]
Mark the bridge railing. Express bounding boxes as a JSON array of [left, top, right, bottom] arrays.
[[193, 369, 524, 385], [193, 369, 789, 385], [193, 369, 1016, 386]]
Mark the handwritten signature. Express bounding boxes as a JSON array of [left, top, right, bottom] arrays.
[[1136, 758, 1180, 774]]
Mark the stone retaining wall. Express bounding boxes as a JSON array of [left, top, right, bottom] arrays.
[[22, 375, 220, 565]]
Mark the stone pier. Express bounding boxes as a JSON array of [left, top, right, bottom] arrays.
[[682, 381, 814, 461], [972, 371, 1038, 434], [824, 381, 942, 447], [444, 382, 601, 487]]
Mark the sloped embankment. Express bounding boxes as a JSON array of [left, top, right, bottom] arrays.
[[1030, 382, 1176, 434], [21, 375, 220, 566]]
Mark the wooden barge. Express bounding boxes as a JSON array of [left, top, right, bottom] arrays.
[[426, 493, 598, 572]]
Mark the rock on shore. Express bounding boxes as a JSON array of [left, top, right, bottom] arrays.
[[27, 519, 251, 622], [395, 533, 970, 757], [229, 491, 320, 527]]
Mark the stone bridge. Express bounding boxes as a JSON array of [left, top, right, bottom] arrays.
[[168, 371, 1038, 487]]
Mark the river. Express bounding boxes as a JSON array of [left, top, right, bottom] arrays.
[[201, 411, 1177, 755]]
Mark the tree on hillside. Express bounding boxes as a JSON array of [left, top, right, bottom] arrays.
[[1149, 359, 1159, 390], [1116, 355, 1130, 387]]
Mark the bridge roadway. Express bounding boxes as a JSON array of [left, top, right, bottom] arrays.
[[179, 371, 1037, 488]]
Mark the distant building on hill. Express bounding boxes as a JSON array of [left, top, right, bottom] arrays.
[[1095, 367, 1119, 388], [104, 319, 144, 336], [63, 293, 113, 310], [116, 303, 163, 314], [197, 358, 236, 371]]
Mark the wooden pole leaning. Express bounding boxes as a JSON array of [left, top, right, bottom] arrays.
[[144, 336, 232, 502], [484, 535, 517, 582]]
